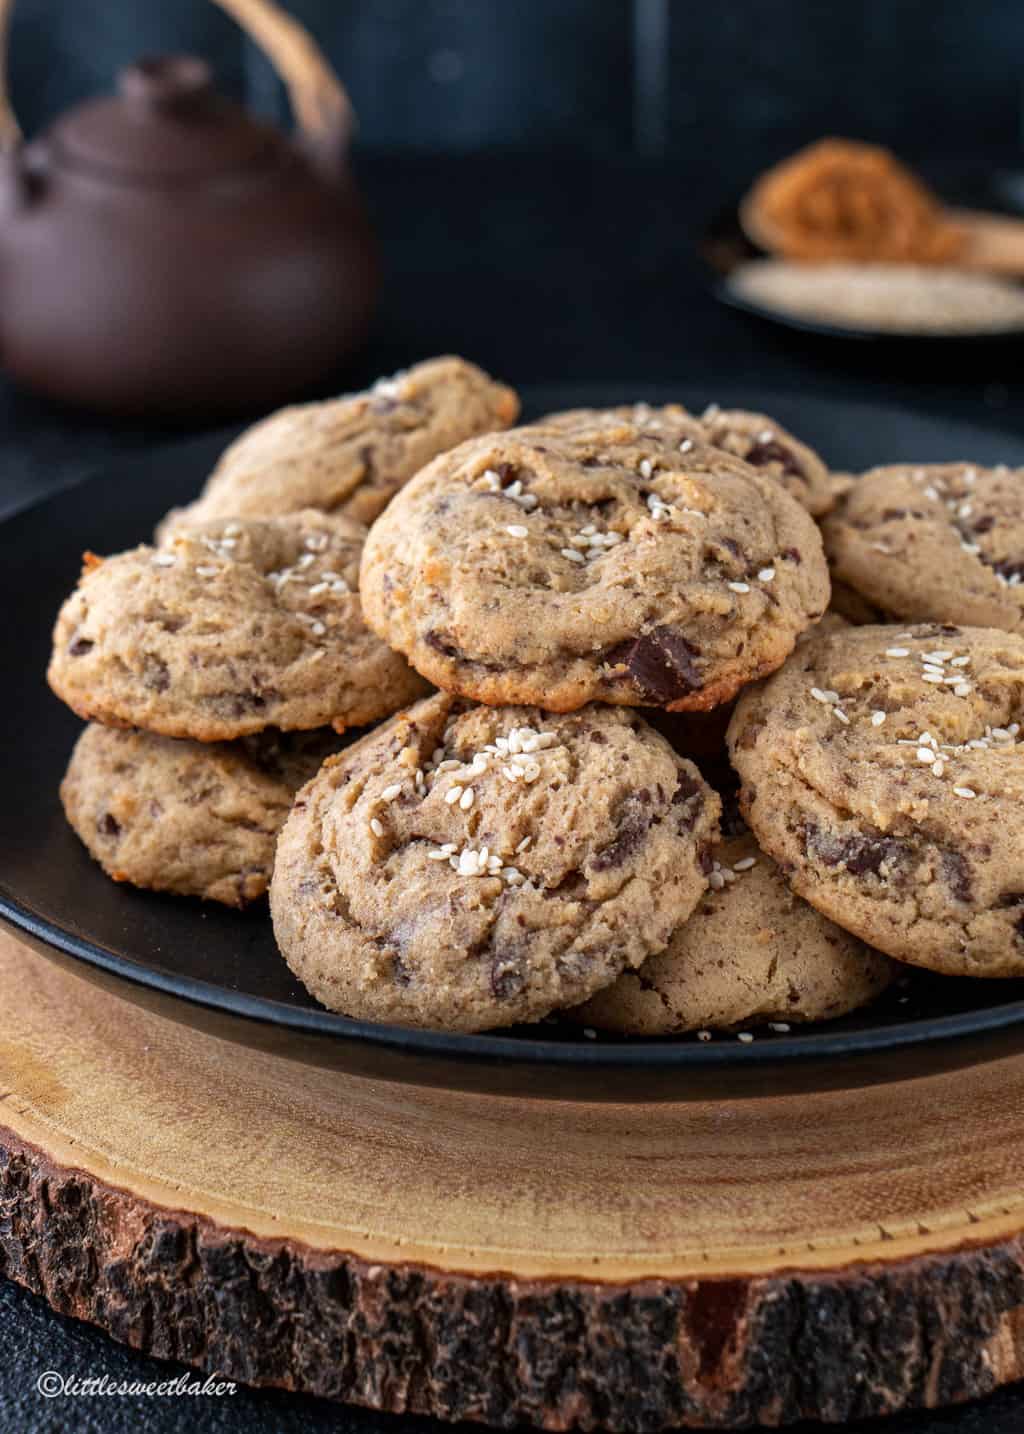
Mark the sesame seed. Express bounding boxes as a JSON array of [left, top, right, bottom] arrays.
[[444, 785, 464, 805], [506, 524, 528, 538], [369, 817, 385, 838], [733, 856, 757, 871], [639, 459, 653, 478], [954, 683, 972, 697], [931, 760, 945, 777], [380, 783, 403, 803], [833, 708, 850, 725], [916, 748, 935, 762], [435, 759, 460, 772], [679, 438, 694, 453], [708, 871, 726, 890], [728, 581, 750, 594], [427, 849, 451, 861], [758, 567, 775, 582], [516, 835, 533, 852], [502, 766, 519, 782], [950, 655, 971, 667], [561, 547, 586, 564], [886, 647, 910, 658], [769, 1022, 791, 1033], [921, 672, 945, 683], [459, 787, 475, 810], [737, 1032, 754, 1043], [953, 786, 977, 799], [696, 1029, 712, 1041], [151, 553, 176, 567], [309, 620, 326, 637], [924, 651, 954, 662], [871, 711, 886, 726], [811, 687, 833, 704], [304, 533, 329, 552], [195, 564, 218, 577]]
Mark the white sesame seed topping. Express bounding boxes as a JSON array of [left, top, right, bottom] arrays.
[[506, 524, 528, 538], [924, 651, 954, 662], [309, 620, 326, 637], [151, 553, 176, 567], [921, 672, 945, 683], [951, 655, 971, 667], [732, 856, 757, 871], [639, 458, 653, 478], [697, 1029, 712, 1041], [561, 547, 586, 564], [459, 787, 475, 810], [380, 784, 403, 803], [758, 567, 775, 582], [369, 817, 385, 838], [516, 835, 533, 853], [931, 760, 945, 777], [954, 787, 977, 799], [708, 870, 726, 890], [833, 707, 850, 724], [444, 785, 464, 805], [304, 533, 329, 552], [954, 683, 972, 697], [737, 1032, 754, 1044], [871, 711, 886, 726], [886, 647, 910, 658], [916, 748, 935, 763], [769, 1022, 791, 1033], [728, 581, 750, 594], [679, 438, 694, 453]]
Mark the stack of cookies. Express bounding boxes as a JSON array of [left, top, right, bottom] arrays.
[[48, 361, 1024, 1036]]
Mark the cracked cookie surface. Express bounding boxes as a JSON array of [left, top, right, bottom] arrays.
[[157, 356, 519, 536], [727, 622, 1024, 976], [359, 419, 830, 713], [49, 511, 429, 740], [571, 830, 895, 1034], [539, 402, 833, 516], [270, 693, 721, 1030], [61, 723, 346, 907], [823, 463, 1024, 634]]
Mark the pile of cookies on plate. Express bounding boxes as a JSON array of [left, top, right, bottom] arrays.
[[47, 356, 1024, 1035]]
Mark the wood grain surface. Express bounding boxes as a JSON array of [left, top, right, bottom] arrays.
[[2, 928, 1024, 1429]]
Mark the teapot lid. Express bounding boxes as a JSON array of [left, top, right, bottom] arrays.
[[46, 56, 286, 182]]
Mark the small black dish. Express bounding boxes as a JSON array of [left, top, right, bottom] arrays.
[[5, 383, 1024, 1103], [700, 204, 1024, 345]]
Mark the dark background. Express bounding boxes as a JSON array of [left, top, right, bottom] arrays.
[[4, 2, 1024, 1432]]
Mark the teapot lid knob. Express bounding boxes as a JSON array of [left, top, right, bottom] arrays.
[[118, 56, 214, 114]]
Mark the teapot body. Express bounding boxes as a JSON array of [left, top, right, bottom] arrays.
[[0, 147, 378, 417]]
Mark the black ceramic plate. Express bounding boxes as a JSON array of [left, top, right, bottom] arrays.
[[700, 205, 1024, 344], [5, 384, 1024, 1103]]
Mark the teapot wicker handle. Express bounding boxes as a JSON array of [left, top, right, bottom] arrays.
[[0, 0, 353, 150]]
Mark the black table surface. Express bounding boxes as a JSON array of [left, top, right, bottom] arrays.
[[2, 149, 1024, 1433]]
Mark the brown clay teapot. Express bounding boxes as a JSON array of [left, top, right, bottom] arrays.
[[0, 0, 378, 417]]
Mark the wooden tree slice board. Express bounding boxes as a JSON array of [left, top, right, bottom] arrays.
[[3, 929, 1024, 1429]]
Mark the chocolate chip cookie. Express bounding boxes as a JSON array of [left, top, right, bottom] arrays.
[[823, 463, 1024, 633], [270, 694, 721, 1031], [158, 356, 519, 537], [540, 402, 833, 516], [62, 723, 346, 907], [728, 622, 1024, 977], [360, 420, 830, 714], [571, 830, 895, 1034], [49, 511, 429, 741]]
